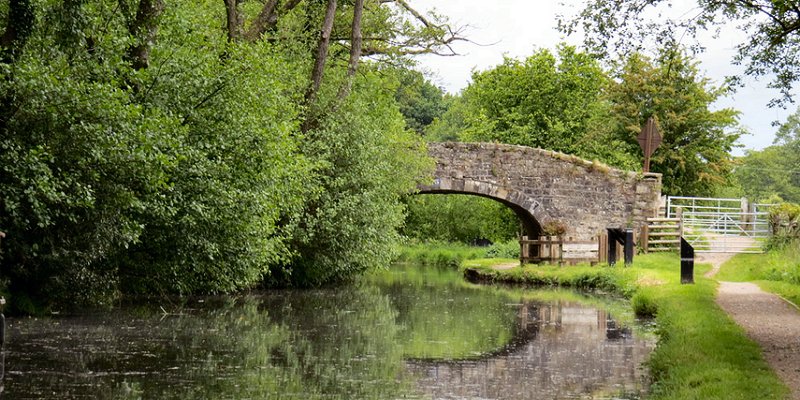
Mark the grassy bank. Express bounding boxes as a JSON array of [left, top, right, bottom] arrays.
[[715, 240, 800, 305], [465, 253, 789, 400], [395, 241, 518, 268]]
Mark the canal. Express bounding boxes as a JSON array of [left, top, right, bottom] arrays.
[[1, 264, 654, 399]]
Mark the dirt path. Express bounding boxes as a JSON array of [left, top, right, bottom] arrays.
[[717, 282, 800, 400], [701, 245, 800, 400]]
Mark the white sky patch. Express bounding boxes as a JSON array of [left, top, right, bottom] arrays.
[[409, 0, 798, 155]]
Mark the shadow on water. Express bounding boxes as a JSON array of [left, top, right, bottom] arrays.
[[0, 264, 654, 399]]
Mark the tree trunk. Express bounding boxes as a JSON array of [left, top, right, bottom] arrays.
[[301, 0, 337, 132], [0, 0, 35, 63], [244, 0, 280, 41], [335, 0, 364, 102], [126, 0, 165, 70], [223, 0, 243, 42]]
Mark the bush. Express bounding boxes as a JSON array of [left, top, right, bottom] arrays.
[[485, 240, 520, 259], [767, 203, 800, 250]]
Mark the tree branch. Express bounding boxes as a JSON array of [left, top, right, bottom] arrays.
[[244, 0, 279, 41], [244, 0, 304, 41]]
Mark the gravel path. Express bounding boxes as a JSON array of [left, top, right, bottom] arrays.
[[716, 282, 800, 400], [701, 244, 800, 400]]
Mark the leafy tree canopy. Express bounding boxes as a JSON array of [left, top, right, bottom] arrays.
[[559, 0, 800, 106], [0, 0, 453, 310], [603, 49, 742, 195], [735, 107, 800, 203], [455, 45, 610, 157]]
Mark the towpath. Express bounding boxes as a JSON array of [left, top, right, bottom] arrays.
[[702, 251, 800, 400]]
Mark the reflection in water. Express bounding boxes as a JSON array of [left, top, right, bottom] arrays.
[[0, 265, 654, 399], [408, 302, 653, 399]]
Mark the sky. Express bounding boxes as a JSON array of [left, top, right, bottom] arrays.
[[409, 0, 796, 156]]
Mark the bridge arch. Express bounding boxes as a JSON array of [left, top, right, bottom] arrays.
[[417, 142, 662, 243], [416, 179, 546, 238]]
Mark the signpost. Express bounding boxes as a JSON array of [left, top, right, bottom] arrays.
[[637, 117, 662, 173]]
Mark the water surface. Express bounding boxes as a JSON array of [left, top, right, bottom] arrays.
[[1, 264, 654, 399]]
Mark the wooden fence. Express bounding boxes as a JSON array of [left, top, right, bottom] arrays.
[[641, 216, 682, 253]]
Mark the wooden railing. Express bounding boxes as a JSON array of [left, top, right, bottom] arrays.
[[641, 216, 682, 253]]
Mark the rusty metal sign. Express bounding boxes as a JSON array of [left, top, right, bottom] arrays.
[[637, 117, 662, 172]]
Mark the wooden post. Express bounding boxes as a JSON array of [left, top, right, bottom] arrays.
[[520, 235, 531, 264], [641, 224, 650, 254], [539, 236, 545, 263], [598, 234, 607, 263]]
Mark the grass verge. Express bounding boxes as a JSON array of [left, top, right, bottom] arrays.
[[715, 241, 800, 305], [464, 253, 789, 400], [395, 240, 518, 268]]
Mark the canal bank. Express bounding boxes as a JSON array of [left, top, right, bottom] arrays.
[[464, 252, 790, 399]]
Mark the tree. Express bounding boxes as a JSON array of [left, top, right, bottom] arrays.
[[604, 50, 742, 196], [274, 70, 432, 286], [560, 0, 800, 106], [390, 67, 447, 134], [735, 107, 800, 202], [431, 45, 637, 168], [0, 0, 315, 308], [735, 147, 800, 203], [457, 46, 608, 154], [0, 0, 457, 309]]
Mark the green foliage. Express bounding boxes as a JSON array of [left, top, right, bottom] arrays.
[[603, 50, 741, 196], [424, 94, 470, 142], [118, 39, 311, 295], [402, 194, 518, 244], [736, 108, 800, 203], [389, 67, 447, 134], [630, 288, 658, 317], [484, 240, 519, 259], [278, 70, 432, 286], [735, 146, 800, 203], [561, 0, 800, 107], [395, 242, 491, 268], [454, 45, 630, 165], [465, 262, 632, 293], [0, 0, 435, 308], [1, 1, 175, 306], [767, 203, 800, 248]]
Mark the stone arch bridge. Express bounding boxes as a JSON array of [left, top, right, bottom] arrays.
[[417, 142, 662, 242]]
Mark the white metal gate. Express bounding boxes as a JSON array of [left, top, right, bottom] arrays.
[[665, 196, 772, 253]]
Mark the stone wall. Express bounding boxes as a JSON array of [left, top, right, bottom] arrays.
[[418, 142, 662, 242]]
